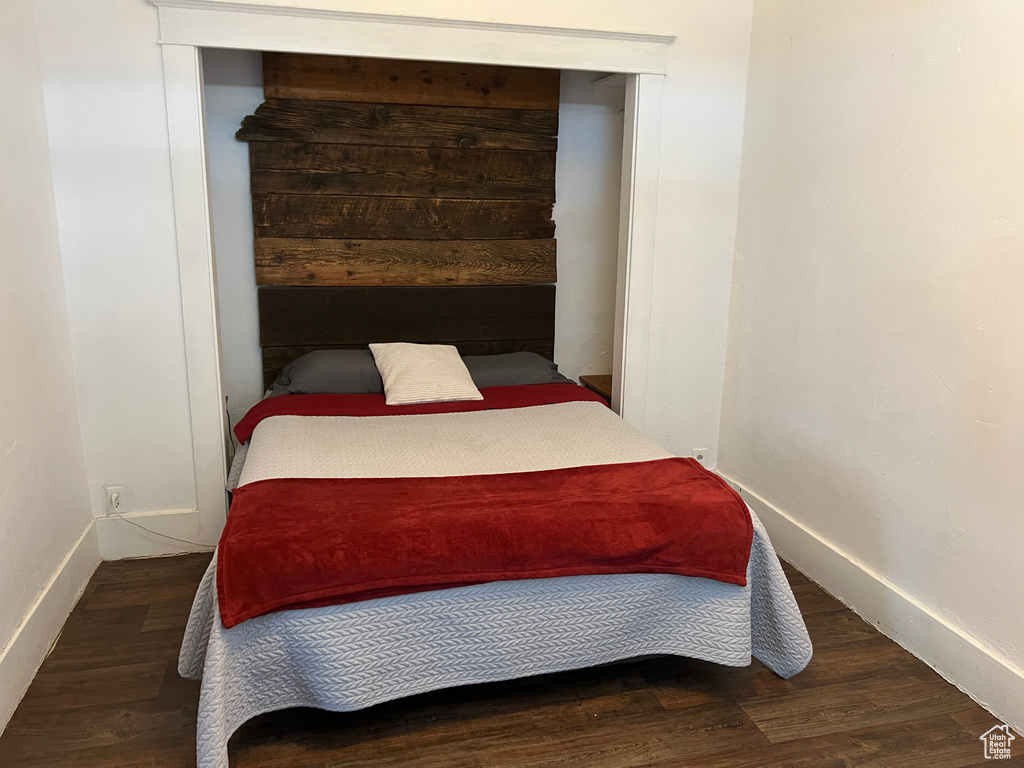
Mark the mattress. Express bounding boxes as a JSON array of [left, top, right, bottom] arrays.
[[182, 393, 812, 768]]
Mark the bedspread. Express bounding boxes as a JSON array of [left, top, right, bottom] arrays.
[[183, 392, 812, 768], [180, 512, 811, 768]]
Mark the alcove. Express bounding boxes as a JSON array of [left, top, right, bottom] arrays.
[[152, 0, 672, 541], [203, 49, 627, 430]]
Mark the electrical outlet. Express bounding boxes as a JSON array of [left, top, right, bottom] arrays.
[[692, 449, 709, 466], [104, 484, 126, 516]]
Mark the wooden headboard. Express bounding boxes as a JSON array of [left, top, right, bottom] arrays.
[[258, 285, 555, 387], [236, 54, 560, 388]]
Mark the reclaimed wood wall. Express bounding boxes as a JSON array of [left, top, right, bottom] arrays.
[[237, 53, 559, 287], [259, 286, 557, 384], [236, 53, 561, 385]]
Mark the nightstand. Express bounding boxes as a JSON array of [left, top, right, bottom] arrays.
[[579, 374, 613, 404]]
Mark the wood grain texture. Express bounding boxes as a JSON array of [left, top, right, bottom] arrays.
[[739, 671, 973, 744], [263, 53, 561, 110], [254, 238, 556, 286], [258, 285, 555, 347], [241, 55, 559, 300], [661, 714, 996, 768], [1, 554, 1011, 768], [262, 340, 556, 388], [253, 193, 554, 239], [236, 99, 558, 151], [248, 142, 556, 200], [579, 374, 613, 402]]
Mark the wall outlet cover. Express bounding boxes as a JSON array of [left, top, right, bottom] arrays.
[[103, 484, 127, 516]]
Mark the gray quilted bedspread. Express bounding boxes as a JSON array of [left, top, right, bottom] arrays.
[[179, 511, 811, 768]]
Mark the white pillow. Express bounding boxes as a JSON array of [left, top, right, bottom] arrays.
[[369, 343, 484, 406]]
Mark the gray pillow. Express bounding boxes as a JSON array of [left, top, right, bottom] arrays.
[[271, 349, 571, 395], [462, 352, 572, 388], [271, 350, 384, 396]]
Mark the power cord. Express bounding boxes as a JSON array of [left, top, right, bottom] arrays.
[[109, 506, 212, 549], [102, 397, 240, 550]]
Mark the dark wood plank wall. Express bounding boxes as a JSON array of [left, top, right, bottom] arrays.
[[262, 53, 561, 110], [254, 239, 557, 287], [259, 286, 556, 386], [237, 100, 558, 150], [251, 194, 555, 239], [236, 54, 561, 385]]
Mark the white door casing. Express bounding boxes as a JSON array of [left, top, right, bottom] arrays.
[[150, 0, 673, 542]]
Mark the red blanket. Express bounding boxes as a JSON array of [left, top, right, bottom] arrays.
[[217, 457, 753, 628], [234, 383, 608, 444]]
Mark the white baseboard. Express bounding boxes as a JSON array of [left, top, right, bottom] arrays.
[[0, 520, 100, 731], [95, 508, 215, 559], [721, 474, 1024, 734]]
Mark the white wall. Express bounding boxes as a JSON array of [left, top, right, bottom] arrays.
[[31, 0, 751, 544], [203, 49, 264, 430], [642, 9, 752, 461], [0, 0, 98, 730], [551, 70, 624, 384], [203, 55, 625, 426], [721, 0, 1024, 728], [34, 0, 198, 522]]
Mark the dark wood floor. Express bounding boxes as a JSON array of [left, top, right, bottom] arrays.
[[0, 554, 1018, 767]]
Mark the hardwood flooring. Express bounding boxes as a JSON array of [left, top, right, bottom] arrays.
[[0, 553, 1018, 767]]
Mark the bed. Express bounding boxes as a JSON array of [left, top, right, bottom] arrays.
[[178, 347, 812, 768]]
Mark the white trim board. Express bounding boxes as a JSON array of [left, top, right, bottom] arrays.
[[151, 1, 673, 74], [610, 73, 662, 427], [722, 474, 1024, 734], [151, 0, 674, 44], [95, 508, 215, 560], [0, 522, 100, 731], [162, 44, 230, 549]]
